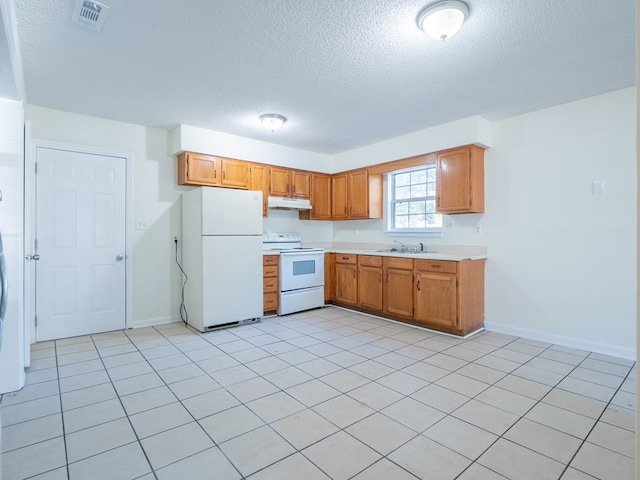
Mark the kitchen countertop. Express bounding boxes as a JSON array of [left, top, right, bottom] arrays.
[[263, 248, 486, 261], [326, 249, 487, 261]]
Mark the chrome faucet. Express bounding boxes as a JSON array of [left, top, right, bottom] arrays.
[[419, 242, 424, 252], [393, 240, 407, 251]]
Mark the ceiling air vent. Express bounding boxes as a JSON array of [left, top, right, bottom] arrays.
[[72, 0, 110, 31]]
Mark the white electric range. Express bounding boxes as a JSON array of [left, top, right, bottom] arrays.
[[262, 232, 325, 315]]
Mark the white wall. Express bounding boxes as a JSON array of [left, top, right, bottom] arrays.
[[484, 88, 636, 358], [26, 105, 184, 328], [333, 87, 637, 358]]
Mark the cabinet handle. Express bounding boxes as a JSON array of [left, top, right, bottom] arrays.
[[287, 184, 290, 194], [342, 256, 349, 260], [417, 280, 421, 291], [430, 264, 441, 268], [379, 272, 382, 282], [214, 170, 217, 179], [386, 273, 389, 283], [436, 197, 440, 207], [293, 185, 296, 193], [344, 206, 347, 214], [222, 171, 226, 180], [353, 269, 356, 278]]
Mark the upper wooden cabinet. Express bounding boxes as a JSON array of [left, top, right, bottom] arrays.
[[178, 152, 249, 189], [300, 173, 332, 221], [331, 169, 382, 220], [436, 145, 484, 214], [178, 152, 220, 186], [220, 158, 250, 189], [291, 170, 311, 198], [269, 167, 311, 199]]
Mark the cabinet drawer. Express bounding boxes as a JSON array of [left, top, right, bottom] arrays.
[[263, 277, 278, 293], [263, 293, 278, 311], [383, 257, 414, 270], [263, 255, 279, 266], [358, 255, 382, 267], [415, 259, 457, 274], [263, 266, 278, 277], [336, 254, 357, 264]]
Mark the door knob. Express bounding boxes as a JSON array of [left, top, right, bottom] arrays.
[[116, 254, 124, 261]]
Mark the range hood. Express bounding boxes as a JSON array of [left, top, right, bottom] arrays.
[[267, 196, 312, 210]]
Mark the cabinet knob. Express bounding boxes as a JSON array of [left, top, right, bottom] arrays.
[[417, 280, 421, 291]]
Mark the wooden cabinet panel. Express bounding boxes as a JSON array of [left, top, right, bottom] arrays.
[[358, 255, 382, 267], [436, 145, 484, 214], [249, 163, 269, 217], [301, 173, 332, 220], [331, 173, 348, 219], [178, 152, 219, 186], [335, 256, 358, 305], [292, 170, 310, 198], [383, 258, 414, 319], [358, 264, 383, 311], [331, 170, 382, 220], [269, 167, 291, 197], [220, 158, 249, 189], [325, 253, 335, 303], [263, 255, 279, 314], [414, 259, 457, 274], [348, 169, 369, 218], [414, 271, 458, 329]]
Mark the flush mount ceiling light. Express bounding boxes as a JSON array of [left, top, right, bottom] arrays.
[[417, 0, 469, 41], [259, 114, 287, 132]]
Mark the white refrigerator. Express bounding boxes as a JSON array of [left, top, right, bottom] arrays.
[[181, 187, 263, 331]]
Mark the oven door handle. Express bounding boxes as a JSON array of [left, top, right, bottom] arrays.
[[280, 251, 323, 257]]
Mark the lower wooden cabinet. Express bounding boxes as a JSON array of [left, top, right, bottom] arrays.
[[413, 258, 485, 335], [357, 256, 383, 311], [383, 257, 414, 319], [326, 253, 485, 336], [263, 255, 279, 315], [334, 254, 358, 305]]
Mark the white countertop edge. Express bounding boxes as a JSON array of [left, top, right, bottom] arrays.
[[326, 249, 487, 261], [263, 249, 487, 261]]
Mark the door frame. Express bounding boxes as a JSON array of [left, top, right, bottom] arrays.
[[25, 139, 133, 342]]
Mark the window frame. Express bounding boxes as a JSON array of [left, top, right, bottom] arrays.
[[386, 164, 443, 237]]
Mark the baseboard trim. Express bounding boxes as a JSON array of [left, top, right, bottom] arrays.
[[484, 321, 636, 361], [129, 315, 182, 329]]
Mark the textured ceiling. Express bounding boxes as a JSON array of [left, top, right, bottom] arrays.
[[13, 0, 636, 154]]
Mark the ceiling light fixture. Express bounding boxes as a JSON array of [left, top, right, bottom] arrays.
[[417, 0, 469, 41], [259, 114, 287, 132]]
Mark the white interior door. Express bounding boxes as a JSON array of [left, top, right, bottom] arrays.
[[35, 147, 127, 341]]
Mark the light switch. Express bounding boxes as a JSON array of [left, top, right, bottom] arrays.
[[591, 181, 605, 195]]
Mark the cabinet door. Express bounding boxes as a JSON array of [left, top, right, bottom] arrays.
[[179, 152, 219, 186], [335, 263, 358, 305], [358, 265, 383, 311], [220, 158, 249, 189], [331, 173, 348, 219], [436, 147, 471, 213], [414, 271, 457, 329], [291, 170, 311, 198], [269, 167, 291, 197], [384, 268, 413, 319], [249, 164, 269, 217], [348, 169, 369, 218], [308, 173, 332, 220]]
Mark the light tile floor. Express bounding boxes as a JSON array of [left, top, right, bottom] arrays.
[[1, 307, 636, 480]]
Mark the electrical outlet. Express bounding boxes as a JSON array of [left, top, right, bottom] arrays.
[[135, 218, 149, 230], [474, 224, 482, 235]]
